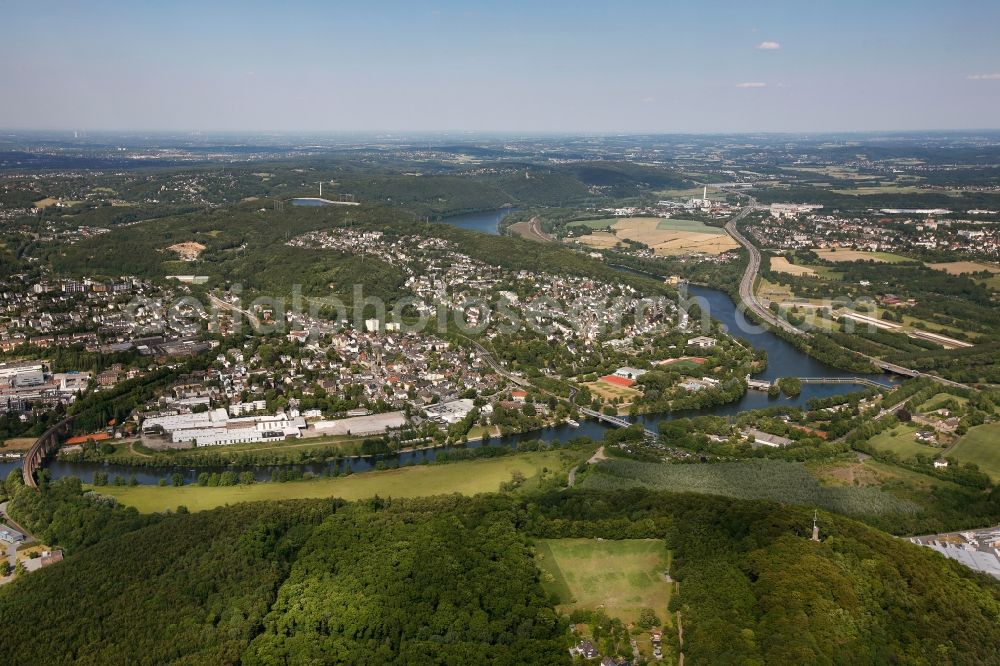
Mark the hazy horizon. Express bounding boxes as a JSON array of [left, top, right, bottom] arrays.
[[2, 0, 999, 133]]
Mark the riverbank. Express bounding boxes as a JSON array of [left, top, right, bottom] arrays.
[[91, 447, 586, 513]]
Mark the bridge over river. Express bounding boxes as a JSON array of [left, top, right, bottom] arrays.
[[22, 417, 74, 488]]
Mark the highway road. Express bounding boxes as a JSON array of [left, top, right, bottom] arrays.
[[723, 200, 805, 337], [721, 197, 970, 390]]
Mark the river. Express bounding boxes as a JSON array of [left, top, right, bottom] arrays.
[[1, 212, 897, 485], [439, 208, 514, 234]]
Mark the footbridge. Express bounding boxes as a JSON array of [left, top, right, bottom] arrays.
[[22, 416, 75, 488], [797, 377, 895, 390]]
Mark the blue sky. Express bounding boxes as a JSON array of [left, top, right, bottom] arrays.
[[1, 0, 998, 132]]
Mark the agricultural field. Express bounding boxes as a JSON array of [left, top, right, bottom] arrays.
[[830, 185, 928, 195], [534, 538, 672, 626], [927, 261, 1000, 276], [581, 459, 920, 517], [947, 423, 1000, 482], [93, 449, 579, 513], [770, 255, 817, 276], [812, 249, 913, 263], [865, 424, 942, 462], [567, 217, 623, 230], [572, 217, 737, 256], [573, 231, 621, 249]]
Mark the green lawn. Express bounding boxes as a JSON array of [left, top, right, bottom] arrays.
[[917, 392, 968, 413], [94, 450, 579, 513], [948, 423, 1000, 481], [867, 424, 941, 461], [534, 538, 672, 626]]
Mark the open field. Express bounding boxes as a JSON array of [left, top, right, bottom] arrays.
[[831, 185, 927, 195], [585, 379, 642, 403], [574, 231, 620, 249], [770, 256, 817, 276], [654, 218, 726, 234], [927, 261, 1000, 276], [570, 216, 736, 255], [948, 423, 1000, 482], [166, 241, 206, 260], [612, 217, 737, 256], [917, 392, 968, 413], [90, 450, 579, 513], [582, 459, 920, 517], [1, 437, 36, 451], [866, 424, 941, 462], [534, 538, 671, 626], [567, 218, 622, 229], [813, 249, 913, 263]]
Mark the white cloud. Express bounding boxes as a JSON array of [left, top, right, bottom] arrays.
[[966, 73, 1000, 80], [736, 82, 767, 88], [757, 41, 781, 50]]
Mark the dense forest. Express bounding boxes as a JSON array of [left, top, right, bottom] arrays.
[[3, 484, 1000, 664]]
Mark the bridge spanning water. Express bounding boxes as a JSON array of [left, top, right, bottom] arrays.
[[578, 408, 658, 439], [22, 417, 74, 488]]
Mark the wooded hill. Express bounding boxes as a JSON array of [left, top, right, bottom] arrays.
[[2, 481, 1000, 664]]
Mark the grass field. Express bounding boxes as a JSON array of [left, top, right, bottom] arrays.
[[770, 256, 817, 276], [1, 437, 36, 451], [813, 249, 913, 264], [574, 231, 621, 249], [583, 459, 920, 517], [948, 423, 1000, 481], [917, 392, 968, 413], [534, 538, 671, 626], [866, 424, 941, 461], [927, 261, 1000, 276], [567, 217, 622, 229], [830, 185, 927, 195], [93, 450, 579, 513]]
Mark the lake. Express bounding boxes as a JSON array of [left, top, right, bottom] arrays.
[[439, 208, 515, 235]]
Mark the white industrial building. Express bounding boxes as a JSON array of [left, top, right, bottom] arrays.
[[141, 408, 306, 447]]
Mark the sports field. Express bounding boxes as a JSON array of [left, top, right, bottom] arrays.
[[770, 256, 817, 276], [534, 538, 672, 625], [948, 423, 1000, 481], [93, 449, 578, 513], [813, 249, 912, 263], [585, 379, 642, 403]]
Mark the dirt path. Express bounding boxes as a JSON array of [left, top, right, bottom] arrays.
[[587, 445, 608, 464], [129, 441, 152, 458]]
